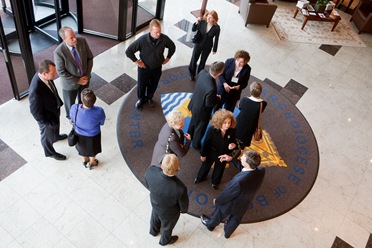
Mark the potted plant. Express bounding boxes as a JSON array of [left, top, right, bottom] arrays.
[[315, 0, 329, 13]]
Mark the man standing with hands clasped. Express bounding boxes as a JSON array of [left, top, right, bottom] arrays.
[[200, 150, 266, 238], [125, 19, 176, 109], [54, 26, 93, 120], [144, 154, 189, 246]]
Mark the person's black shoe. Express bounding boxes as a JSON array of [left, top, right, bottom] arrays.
[[194, 178, 201, 184], [150, 231, 159, 237], [189, 75, 195, 81], [212, 184, 219, 190], [200, 214, 214, 231], [148, 99, 155, 108], [160, 235, 178, 246], [51, 153, 66, 160], [135, 99, 144, 109], [56, 134, 67, 141]]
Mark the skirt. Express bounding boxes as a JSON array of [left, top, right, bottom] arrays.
[[76, 132, 102, 157]]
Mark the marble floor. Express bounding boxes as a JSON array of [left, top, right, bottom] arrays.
[[1, 0, 372, 247]]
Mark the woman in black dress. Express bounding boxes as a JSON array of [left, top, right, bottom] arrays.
[[236, 82, 267, 148], [194, 109, 237, 190], [188, 10, 220, 81]]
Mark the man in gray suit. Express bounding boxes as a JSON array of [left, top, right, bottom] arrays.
[[54, 26, 94, 119]]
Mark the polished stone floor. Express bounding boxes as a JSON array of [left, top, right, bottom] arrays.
[[0, 0, 372, 247]]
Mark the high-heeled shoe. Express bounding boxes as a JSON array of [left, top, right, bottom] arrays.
[[82, 161, 88, 168], [87, 159, 99, 170]]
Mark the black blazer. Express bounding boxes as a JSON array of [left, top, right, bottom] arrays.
[[144, 165, 189, 215], [193, 20, 220, 53], [217, 58, 251, 96], [188, 70, 219, 121], [200, 127, 236, 158], [29, 73, 63, 125], [215, 165, 266, 217]]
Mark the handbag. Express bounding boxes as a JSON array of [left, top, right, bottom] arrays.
[[192, 30, 201, 43], [68, 105, 79, 147], [230, 139, 243, 159], [253, 102, 263, 142]]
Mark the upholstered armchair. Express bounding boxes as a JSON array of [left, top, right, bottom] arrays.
[[350, 0, 372, 34], [239, 0, 278, 28]]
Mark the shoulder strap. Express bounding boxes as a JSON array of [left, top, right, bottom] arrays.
[[165, 130, 174, 154], [257, 102, 262, 128], [74, 104, 79, 128]]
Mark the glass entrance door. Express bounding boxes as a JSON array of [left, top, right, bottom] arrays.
[[81, 0, 164, 41], [0, 0, 78, 102], [0, 0, 32, 102]]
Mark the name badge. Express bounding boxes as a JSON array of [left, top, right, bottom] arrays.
[[231, 77, 238, 83]]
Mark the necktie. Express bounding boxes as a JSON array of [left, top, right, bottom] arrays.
[[48, 80, 61, 108], [72, 47, 83, 76]]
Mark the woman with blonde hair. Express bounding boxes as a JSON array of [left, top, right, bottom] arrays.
[[188, 10, 220, 81], [151, 110, 191, 165], [194, 109, 237, 190]]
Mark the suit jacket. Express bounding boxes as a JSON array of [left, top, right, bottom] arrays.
[[217, 58, 251, 97], [144, 165, 189, 216], [215, 165, 265, 217], [151, 123, 190, 165], [200, 127, 236, 158], [188, 70, 219, 121], [54, 37, 94, 90], [29, 73, 63, 125], [193, 20, 220, 52]]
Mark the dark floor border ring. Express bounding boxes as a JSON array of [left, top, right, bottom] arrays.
[[117, 66, 319, 223]]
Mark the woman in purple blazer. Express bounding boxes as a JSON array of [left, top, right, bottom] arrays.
[[70, 88, 105, 170]]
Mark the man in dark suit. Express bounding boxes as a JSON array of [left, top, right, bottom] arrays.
[[200, 150, 266, 238], [187, 61, 224, 151], [144, 154, 189, 246], [29, 60, 67, 160], [54, 26, 93, 119]]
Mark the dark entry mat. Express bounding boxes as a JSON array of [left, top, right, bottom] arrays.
[[117, 66, 319, 223]]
